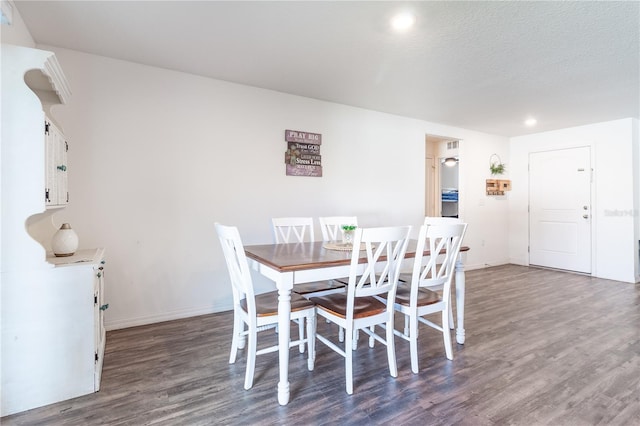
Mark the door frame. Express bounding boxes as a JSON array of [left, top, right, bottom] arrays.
[[425, 134, 460, 218]]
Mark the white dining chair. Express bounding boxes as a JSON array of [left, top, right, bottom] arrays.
[[271, 216, 345, 348], [310, 225, 411, 394], [271, 217, 315, 243], [271, 216, 346, 298], [399, 216, 464, 330], [424, 217, 464, 320], [380, 222, 467, 374], [215, 223, 316, 390], [317, 216, 360, 343], [317, 217, 359, 290], [318, 216, 358, 242]]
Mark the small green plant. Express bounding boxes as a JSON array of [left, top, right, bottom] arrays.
[[341, 225, 357, 231], [490, 162, 506, 175]]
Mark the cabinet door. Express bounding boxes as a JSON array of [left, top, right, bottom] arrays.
[[45, 119, 69, 207]]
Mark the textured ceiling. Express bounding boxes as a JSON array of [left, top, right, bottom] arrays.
[[14, 1, 640, 137]]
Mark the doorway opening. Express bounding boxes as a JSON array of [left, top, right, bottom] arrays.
[[425, 134, 460, 218]]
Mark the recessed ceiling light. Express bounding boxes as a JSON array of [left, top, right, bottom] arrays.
[[391, 12, 415, 32], [525, 118, 537, 127]]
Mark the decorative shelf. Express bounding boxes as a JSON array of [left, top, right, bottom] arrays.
[[486, 179, 511, 195]]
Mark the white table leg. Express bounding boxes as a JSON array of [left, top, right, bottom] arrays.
[[454, 257, 465, 344], [277, 274, 293, 405]]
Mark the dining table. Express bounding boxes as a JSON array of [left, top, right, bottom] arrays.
[[244, 239, 470, 405]]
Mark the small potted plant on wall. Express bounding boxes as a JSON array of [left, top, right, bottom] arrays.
[[489, 154, 506, 175]]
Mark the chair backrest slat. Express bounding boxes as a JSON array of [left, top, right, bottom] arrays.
[[271, 217, 315, 243], [346, 226, 411, 314], [411, 222, 467, 304], [318, 216, 358, 241], [215, 223, 256, 315]]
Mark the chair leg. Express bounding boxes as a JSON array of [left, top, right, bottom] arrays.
[[442, 310, 453, 360], [410, 314, 419, 374], [298, 319, 305, 353], [306, 314, 315, 371], [244, 325, 258, 390], [229, 313, 241, 363], [368, 325, 375, 348], [238, 331, 247, 350], [448, 295, 455, 329], [345, 325, 354, 395], [339, 326, 345, 342], [386, 318, 398, 378], [353, 329, 359, 350], [404, 314, 409, 336]]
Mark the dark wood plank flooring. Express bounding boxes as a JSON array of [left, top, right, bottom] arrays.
[[3, 265, 639, 425]]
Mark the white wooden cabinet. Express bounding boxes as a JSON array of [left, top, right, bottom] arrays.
[[1, 45, 107, 416], [2, 249, 107, 415], [47, 248, 108, 393], [45, 118, 69, 207]]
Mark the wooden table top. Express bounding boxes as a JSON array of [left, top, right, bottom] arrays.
[[244, 240, 469, 273]]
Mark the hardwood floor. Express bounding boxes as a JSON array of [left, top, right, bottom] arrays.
[[3, 265, 639, 425]]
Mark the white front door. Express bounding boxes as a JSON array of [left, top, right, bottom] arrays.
[[529, 146, 591, 273]]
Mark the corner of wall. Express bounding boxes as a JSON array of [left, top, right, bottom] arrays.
[[1, 1, 36, 47]]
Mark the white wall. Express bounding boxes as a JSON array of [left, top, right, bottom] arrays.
[[509, 118, 639, 283], [0, 3, 35, 47], [459, 136, 511, 268], [1, 0, 35, 277], [34, 47, 510, 330]]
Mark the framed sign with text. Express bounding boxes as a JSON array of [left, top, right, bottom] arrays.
[[284, 130, 322, 177]]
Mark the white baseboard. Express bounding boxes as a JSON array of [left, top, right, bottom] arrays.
[[509, 257, 529, 266], [105, 259, 514, 331], [105, 302, 233, 331], [464, 259, 510, 271]]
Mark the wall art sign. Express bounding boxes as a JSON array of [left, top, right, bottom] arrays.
[[284, 130, 323, 177]]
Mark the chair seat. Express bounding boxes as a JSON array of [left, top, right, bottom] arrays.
[[217, 222, 316, 391], [310, 293, 387, 319], [292, 280, 346, 296], [241, 291, 315, 317], [380, 286, 441, 307], [398, 269, 445, 284]]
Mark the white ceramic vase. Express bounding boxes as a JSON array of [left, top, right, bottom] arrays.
[[52, 223, 79, 257]]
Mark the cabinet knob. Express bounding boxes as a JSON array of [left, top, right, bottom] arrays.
[[56, 165, 67, 171], [96, 272, 102, 278], [100, 303, 109, 311], [101, 260, 106, 265]]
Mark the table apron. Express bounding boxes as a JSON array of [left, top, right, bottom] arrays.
[[247, 259, 285, 287], [247, 260, 369, 286], [293, 264, 357, 284]]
